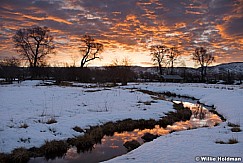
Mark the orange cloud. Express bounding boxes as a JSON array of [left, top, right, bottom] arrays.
[[185, 10, 205, 15], [23, 14, 72, 25], [0, 0, 242, 67]]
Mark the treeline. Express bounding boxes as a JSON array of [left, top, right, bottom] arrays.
[[0, 66, 242, 85], [0, 66, 136, 85]]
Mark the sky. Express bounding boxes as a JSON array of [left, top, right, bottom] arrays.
[[0, 0, 242, 67]]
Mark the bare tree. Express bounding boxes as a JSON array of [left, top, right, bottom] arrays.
[[79, 35, 103, 68], [0, 57, 21, 67], [150, 45, 167, 75], [167, 47, 180, 75], [192, 47, 215, 82], [0, 57, 21, 82], [107, 57, 134, 85], [13, 26, 55, 68]]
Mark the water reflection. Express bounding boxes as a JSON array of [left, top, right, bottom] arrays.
[[102, 101, 222, 145], [29, 102, 222, 163]]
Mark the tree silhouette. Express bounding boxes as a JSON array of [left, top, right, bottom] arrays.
[[13, 26, 54, 68], [79, 35, 103, 68], [0, 57, 20, 67], [192, 47, 215, 82], [167, 47, 180, 75], [150, 45, 167, 75], [0, 57, 21, 82], [107, 57, 133, 85]]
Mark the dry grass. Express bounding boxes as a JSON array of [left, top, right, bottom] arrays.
[[141, 133, 158, 142], [46, 117, 57, 124], [41, 140, 68, 160], [228, 138, 239, 144], [231, 127, 241, 132], [123, 140, 140, 152], [10, 148, 30, 163], [73, 126, 84, 133], [68, 135, 95, 153], [19, 123, 29, 129], [228, 122, 240, 127], [215, 138, 239, 144], [0, 153, 10, 163], [58, 81, 73, 86]]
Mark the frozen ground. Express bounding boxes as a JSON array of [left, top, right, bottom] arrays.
[[0, 81, 242, 162]]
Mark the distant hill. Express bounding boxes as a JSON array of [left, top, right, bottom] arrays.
[[208, 62, 243, 74], [131, 62, 243, 75]]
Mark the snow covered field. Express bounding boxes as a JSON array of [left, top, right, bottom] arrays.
[[0, 81, 243, 162], [106, 83, 243, 163], [0, 80, 172, 153]]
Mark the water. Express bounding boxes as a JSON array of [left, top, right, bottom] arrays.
[[29, 101, 222, 163]]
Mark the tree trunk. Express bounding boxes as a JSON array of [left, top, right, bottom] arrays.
[[204, 66, 207, 82], [201, 66, 205, 82], [158, 62, 162, 76], [171, 60, 174, 75], [80, 61, 85, 68]]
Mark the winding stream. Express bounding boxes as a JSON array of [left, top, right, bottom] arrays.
[[29, 96, 222, 163]]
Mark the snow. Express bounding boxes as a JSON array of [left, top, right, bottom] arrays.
[[0, 80, 172, 153], [104, 83, 243, 163], [1, 81, 243, 162]]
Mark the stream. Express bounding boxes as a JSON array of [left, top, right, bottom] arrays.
[[29, 96, 222, 163]]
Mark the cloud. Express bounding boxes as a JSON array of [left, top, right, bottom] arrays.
[[0, 0, 242, 66]]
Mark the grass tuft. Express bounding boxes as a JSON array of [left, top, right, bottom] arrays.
[[141, 133, 158, 142], [46, 117, 57, 124], [10, 148, 30, 163], [228, 138, 239, 144], [123, 140, 140, 152], [41, 140, 68, 160], [0, 153, 10, 163], [215, 140, 225, 144], [73, 126, 84, 133], [19, 123, 29, 129], [68, 135, 95, 153], [231, 127, 241, 132], [228, 122, 240, 127], [215, 138, 239, 144]]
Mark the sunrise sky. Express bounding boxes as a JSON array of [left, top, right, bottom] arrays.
[[0, 0, 242, 67]]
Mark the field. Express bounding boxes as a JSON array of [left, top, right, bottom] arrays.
[[0, 81, 242, 162]]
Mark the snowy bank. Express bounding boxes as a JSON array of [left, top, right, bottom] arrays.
[[1, 81, 242, 163], [0, 81, 172, 153], [104, 83, 243, 163]]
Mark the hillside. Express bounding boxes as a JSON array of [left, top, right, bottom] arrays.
[[208, 62, 243, 74], [131, 62, 243, 75]]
